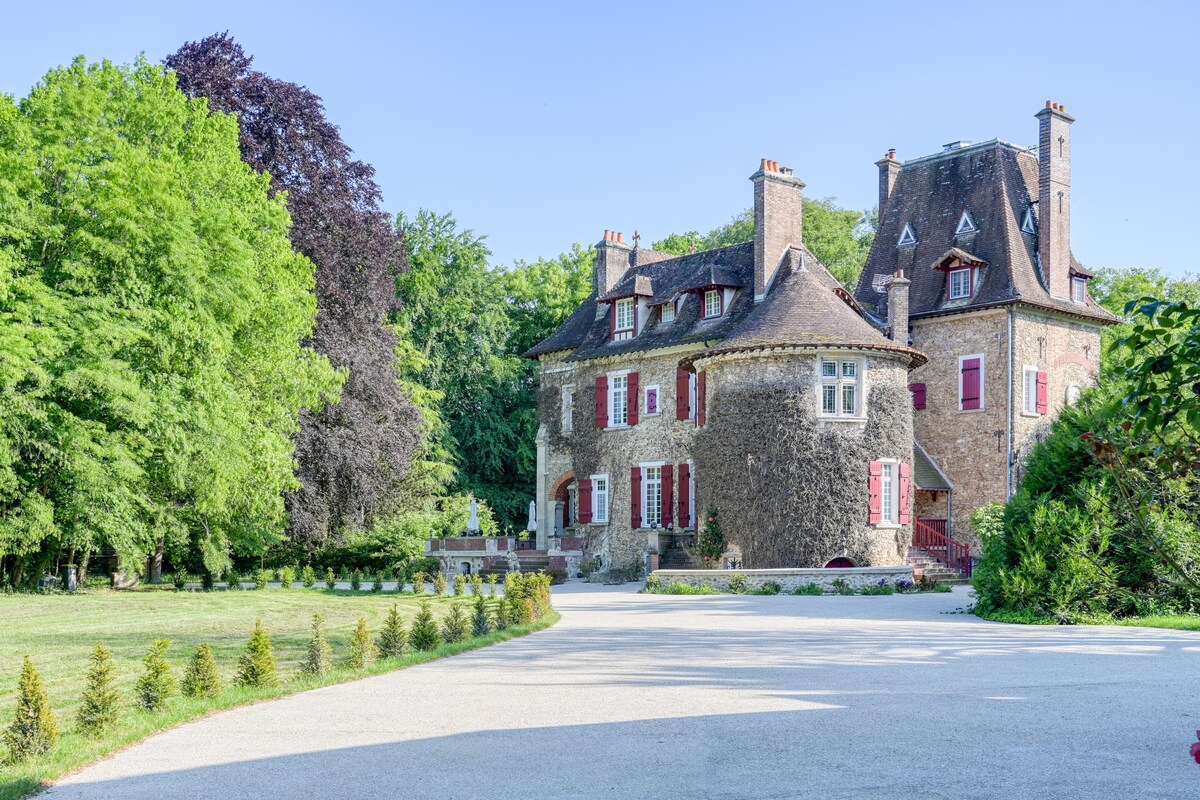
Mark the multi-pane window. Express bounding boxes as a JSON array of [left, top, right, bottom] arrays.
[[609, 374, 628, 427], [613, 298, 634, 340], [820, 357, 861, 417], [660, 302, 675, 324], [1023, 367, 1038, 415], [880, 462, 897, 524], [703, 290, 721, 319], [948, 268, 972, 300], [561, 385, 574, 432], [592, 475, 608, 523], [643, 466, 662, 528], [1072, 277, 1087, 304]]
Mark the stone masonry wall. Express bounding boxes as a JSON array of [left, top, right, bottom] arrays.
[[651, 566, 915, 592]]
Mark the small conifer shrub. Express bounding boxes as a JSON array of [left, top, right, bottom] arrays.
[[378, 605, 408, 659], [301, 565, 317, 588], [255, 569, 271, 590], [372, 574, 384, 593], [350, 570, 362, 591], [433, 572, 447, 596], [453, 574, 466, 596], [469, 574, 483, 596], [201, 572, 215, 591], [411, 572, 427, 594], [77, 644, 120, 737], [348, 617, 377, 669], [278, 566, 296, 589], [225, 570, 243, 590], [471, 594, 491, 637], [494, 597, 510, 630], [408, 600, 441, 651], [181, 643, 223, 698], [441, 603, 471, 644], [383, 566, 395, 582], [235, 621, 278, 688], [4, 656, 59, 762], [324, 567, 336, 590], [172, 569, 188, 590], [487, 574, 498, 595], [301, 614, 333, 676], [135, 639, 176, 711]]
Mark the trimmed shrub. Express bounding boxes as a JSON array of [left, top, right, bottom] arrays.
[[792, 583, 824, 596], [411, 572, 427, 594], [487, 574, 498, 595], [301, 614, 332, 676], [433, 572, 447, 596], [172, 569, 188, 590], [77, 644, 120, 737], [441, 603, 470, 644], [494, 596, 510, 630], [181, 643, 222, 698], [469, 574, 483, 596], [350, 570, 362, 591], [277, 566, 296, 589], [728, 573, 749, 594], [254, 569, 271, 590], [347, 617, 376, 670], [372, 574, 384, 593], [378, 605, 407, 659], [453, 574, 466, 596], [225, 570, 243, 590], [4, 656, 59, 762], [643, 574, 664, 593], [324, 568, 336, 590], [235, 621, 278, 688], [135, 639, 176, 711], [301, 565, 317, 588], [471, 594, 491, 637], [408, 600, 440, 651]]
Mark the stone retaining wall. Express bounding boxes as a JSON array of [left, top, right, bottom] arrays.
[[650, 566, 914, 592]]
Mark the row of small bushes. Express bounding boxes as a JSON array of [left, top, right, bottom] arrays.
[[642, 574, 952, 596], [176, 568, 511, 596], [3, 573, 554, 765]]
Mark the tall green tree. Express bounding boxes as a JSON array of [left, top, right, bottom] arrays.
[[0, 57, 338, 585]]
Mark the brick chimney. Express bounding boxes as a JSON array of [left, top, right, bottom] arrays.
[[875, 149, 901, 217], [751, 159, 805, 300], [1036, 101, 1074, 299], [594, 229, 632, 295], [887, 269, 910, 344]]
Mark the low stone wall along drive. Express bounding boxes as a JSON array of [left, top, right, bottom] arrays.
[[650, 566, 914, 592]]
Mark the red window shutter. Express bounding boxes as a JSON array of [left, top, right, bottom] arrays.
[[909, 382, 926, 410], [677, 463, 691, 528], [898, 462, 911, 525], [630, 467, 642, 529], [676, 367, 690, 420], [577, 479, 592, 524], [1036, 370, 1048, 414], [868, 461, 882, 525], [960, 358, 981, 411], [697, 372, 707, 427], [627, 372, 639, 426], [662, 464, 674, 527], [595, 376, 608, 428]]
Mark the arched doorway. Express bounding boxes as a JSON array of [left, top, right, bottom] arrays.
[[824, 556, 857, 568], [550, 471, 577, 537]]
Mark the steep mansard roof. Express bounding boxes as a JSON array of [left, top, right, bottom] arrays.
[[853, 140, 1116, 324], [527, 241, 923, 368]]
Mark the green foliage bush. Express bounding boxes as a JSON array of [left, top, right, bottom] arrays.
[[225, 571, 243, 590], [831, 578, 854, 596], [201, 572, 215, 591], [277, 566, 296, 589], [77, 645, 120, 737], [453, 574, 466, 596], [689, 508, 726, 568], [486, 574, 498, 595], [324, 568, 336, 590], [255, 570, 271, 591], [348, 617, 377, 669], [643, 574, 664, 593], [792, 583, 824, 596], [301, 614, 332, 676], [172, 569, 189, 591], [235, 621, 278, 688], [728, 573, 749, 594], [441, 603, 471, 644], [301, 565, 317, 588], [471, 594, 492, 636], [755, 580, 783, 595], [372, 574, 384, 593], [4, 657, 58, 762], [135, 640, 176, 711], [433, 572, 447, 596], [411, 572, 427, 594], [469, 574, 483, 596], [350, 570, 362, 591], [408, 600, 441, 651], [494, 596, 510, 630], [181, 643, 222, 698], [378, 606, 408, 659], [859, 580, 895, 596], [662, 582, 719, 595]]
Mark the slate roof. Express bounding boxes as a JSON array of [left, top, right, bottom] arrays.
[[913, 442, 952, 491], [853, 140, 1116, 325]]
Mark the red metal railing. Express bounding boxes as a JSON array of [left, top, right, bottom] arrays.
[[913, 518, 972, 576]]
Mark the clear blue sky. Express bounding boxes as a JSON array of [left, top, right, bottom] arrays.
[[2, 1, 1196, 274]]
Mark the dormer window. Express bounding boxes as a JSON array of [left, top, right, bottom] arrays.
[[897, 223, 917, 247], [612, 298, 635, 341], [660, 301, 675, 324], [703, 290, 722, 319], [1071, 276, 1088, 304], [948, 268, 972, 300], [1021, 208, 1037, 235], [955, 211, 977, 235]]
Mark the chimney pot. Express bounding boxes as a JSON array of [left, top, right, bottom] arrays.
[[760, 158, 768, 171], [617, 231, 625, 244]]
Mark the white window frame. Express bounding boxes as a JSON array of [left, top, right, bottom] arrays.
[[955, 211, 977, 235], [703, 289, 721, 319], [1071, 277, 1088, 304], [660, 301, 675, 324], [897, 223, 917, 247], [958, 353, 985, 412], [1021, 208, 1037, 235], [640, 463, 664, 529], [878, 459, 900, 527], [591, 474, 609, 524], [613, 298, 635, 341], [608, 370, 629, 428], [948, 268, 972, 300], [1022, 366, 1040, 416], [561, 384, 574, 433], [687, 459, 696, 530], [688, 372, 698, 421], [818, 355, 864, 419], [644, 384, 661, 416]]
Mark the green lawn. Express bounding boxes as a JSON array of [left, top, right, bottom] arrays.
[[0, 586, 556, 799], [975, 607, 1200, 631]]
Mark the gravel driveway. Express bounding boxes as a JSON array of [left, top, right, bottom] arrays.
[[45, 584, 1199, 799]]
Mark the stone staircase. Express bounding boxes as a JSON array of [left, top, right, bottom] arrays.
[[906, 547, 972, 586], [477, 552, 550, 579], [659, 541, 698, 570]]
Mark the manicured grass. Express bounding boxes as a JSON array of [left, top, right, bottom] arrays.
[[975, 606, 1200, 631], [0, 587, 556, 799]]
